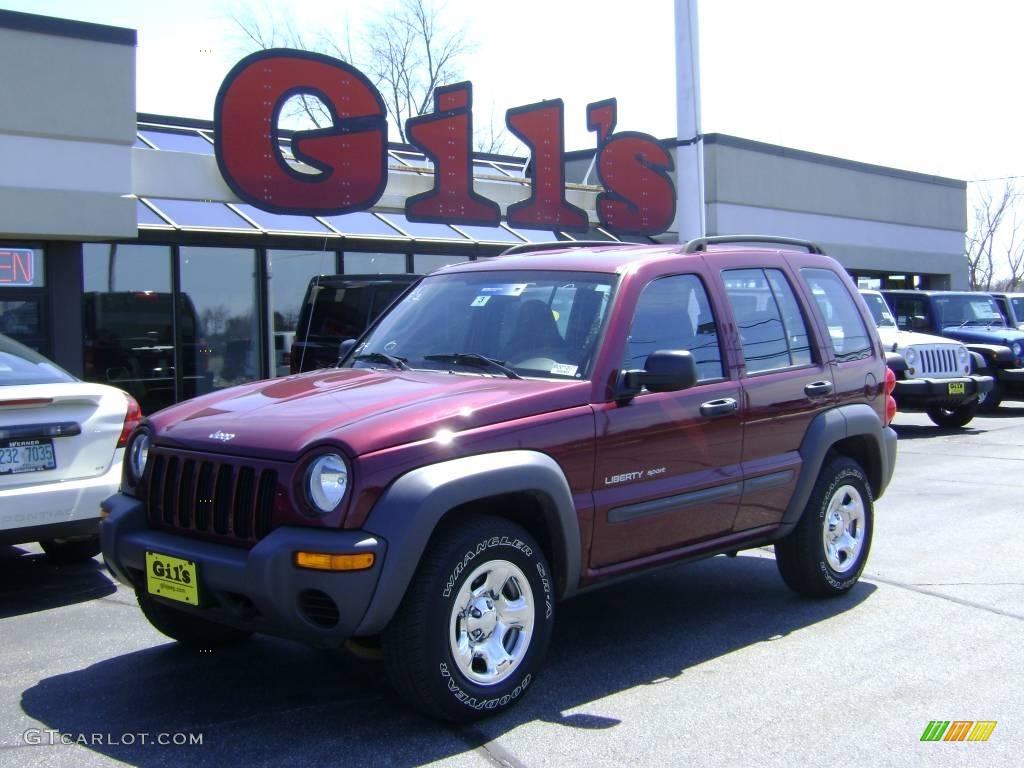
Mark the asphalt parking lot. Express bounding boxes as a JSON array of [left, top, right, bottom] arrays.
[[1, 405, 1021, 768]]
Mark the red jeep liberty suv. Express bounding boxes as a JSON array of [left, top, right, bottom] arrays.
[[102, 237, 898, 721]]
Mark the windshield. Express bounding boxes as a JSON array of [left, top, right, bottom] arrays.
[[861, 292, 896, 328], [932, 295, 1005, 327], [349, 270, 616, 380], [1011, 297, 1024, 322], [0, 333, 76, 386]]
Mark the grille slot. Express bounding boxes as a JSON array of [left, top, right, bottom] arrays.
[[213, 464, 233, 535], [144, 449, 279, 547], [195, 462, 214, 532]]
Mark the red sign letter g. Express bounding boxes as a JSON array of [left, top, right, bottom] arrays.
[[215, 50, 388, 215]]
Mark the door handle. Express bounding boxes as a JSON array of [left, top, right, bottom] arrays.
[[804, 380, 833, 397], [700, 397, 738, 417]]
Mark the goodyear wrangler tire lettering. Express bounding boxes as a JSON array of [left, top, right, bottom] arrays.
[[382, 515, 554, 723]]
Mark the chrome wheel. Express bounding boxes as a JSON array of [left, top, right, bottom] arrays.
[[822, 483, 866, 573], [448, 559, 535, 686]]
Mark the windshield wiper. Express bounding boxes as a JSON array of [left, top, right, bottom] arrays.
[[352, 352, 410, 370], [423, 353, 522, 379]]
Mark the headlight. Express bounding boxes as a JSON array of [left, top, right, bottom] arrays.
[[957, 345, 969, 364], [1012, 341, 1022, 357], [305, 453, 349, 514], [903, 347, 917, 366], [127, 431, 150, 483]]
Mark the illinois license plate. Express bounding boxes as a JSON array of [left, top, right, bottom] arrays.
[[0, 438, 56, 474], [145, 551, 199, 605], [948, 382, 966, 395]]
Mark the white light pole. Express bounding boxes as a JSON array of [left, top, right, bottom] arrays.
[[675, 0, 705, 242]]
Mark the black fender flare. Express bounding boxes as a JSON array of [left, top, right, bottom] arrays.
[[963, 343, 1014, 368], [780, 403, 896, 533], [884, 350, 907, 376], [354, 450, 580, 635]]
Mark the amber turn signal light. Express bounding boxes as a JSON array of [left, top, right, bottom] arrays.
[[294, 551, 375, 571]]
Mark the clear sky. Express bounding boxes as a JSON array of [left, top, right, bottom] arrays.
[[3, 0, 1023, 183]]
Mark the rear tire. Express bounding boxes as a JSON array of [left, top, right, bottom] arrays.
[[976, 371, 1002, 413], [39, 535, 101, 564], [926, 399, 978, 428], [382, 515, 555, 722], [136, 590, 252, 648], [775, 456, 873, 598]]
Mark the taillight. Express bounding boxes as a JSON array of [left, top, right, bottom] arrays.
[[883, 367, 897, 425], [117, 395, 143, 447]]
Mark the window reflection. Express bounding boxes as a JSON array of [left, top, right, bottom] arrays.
[[180, 247, 259, 397], [344, 252, 407, 274], [269, 249, 338, 376], [82, 244, 179, 414]]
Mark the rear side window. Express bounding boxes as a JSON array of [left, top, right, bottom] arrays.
[[801, 268, 873, 362], [724, 268, 812, 374], [624, 274, 723, 381], [0, 334, 75, 385]]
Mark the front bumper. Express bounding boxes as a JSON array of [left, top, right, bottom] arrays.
[[100, 493, 385, 648], [892, 375, 993, 410], [993, 366, 1024, 393]]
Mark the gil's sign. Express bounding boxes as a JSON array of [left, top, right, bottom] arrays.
[[214, 50, 675, 236]]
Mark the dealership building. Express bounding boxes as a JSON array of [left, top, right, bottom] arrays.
[[0, 10, 968, 413]]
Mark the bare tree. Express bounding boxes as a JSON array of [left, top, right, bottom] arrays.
[[966, 181, 1019, 291], [228, 0, 507, 149], [230, 7, 354, 130]]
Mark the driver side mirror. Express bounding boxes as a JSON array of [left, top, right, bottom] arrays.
[[337, 338, 356, 363], [910, 315, 930, 331], [618, 350, 698, 399]]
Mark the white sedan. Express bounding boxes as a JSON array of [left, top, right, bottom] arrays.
[[0, 333, 140, 563]]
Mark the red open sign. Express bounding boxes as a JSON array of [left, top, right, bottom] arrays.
[[0, 249, 35, 286]]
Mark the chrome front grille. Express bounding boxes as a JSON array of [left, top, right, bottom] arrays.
[[145, 448, 278, 547]]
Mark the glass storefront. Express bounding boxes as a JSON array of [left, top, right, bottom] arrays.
[[179, 246, 260, 398], [82, 244, 177, 413], [343, 252, 407, 274], [79, 243, 473, 412], [268, 249, 338, 376]]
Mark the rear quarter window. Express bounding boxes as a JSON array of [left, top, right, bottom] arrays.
[[801, 268, 873, 362]]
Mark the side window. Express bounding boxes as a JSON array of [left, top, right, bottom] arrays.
[[801, 268, 873, 362], [623, 274, 723, 382], [724, 268, 812, 374]]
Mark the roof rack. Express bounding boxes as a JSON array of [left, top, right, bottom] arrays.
[[499, 240, 639, 256], [684, 235, 824, 255]]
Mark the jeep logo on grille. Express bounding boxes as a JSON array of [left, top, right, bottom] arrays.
[[208, 431, 235, 442]]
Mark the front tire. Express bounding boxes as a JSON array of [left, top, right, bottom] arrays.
[[136, 590, 252, 648], [926, 399, 979, 428], [39, 535, 101, 564], [382, 515, 555, 722], [775, 456, 873, 597]]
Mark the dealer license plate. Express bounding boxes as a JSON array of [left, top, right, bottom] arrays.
[[145, 551, 199, 605], [948, 382, 966, 395], [0, 438, 56, 475]]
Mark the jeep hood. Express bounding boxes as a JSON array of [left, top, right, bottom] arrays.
[[876, 325, 960, 349], [939, 324, 1024, 348], [148, 368, 590, 458]]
